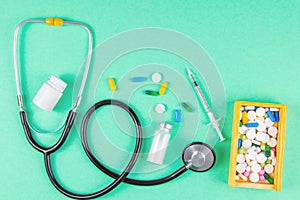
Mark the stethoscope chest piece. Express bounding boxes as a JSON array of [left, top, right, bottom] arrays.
[[182, 142, 216, 172]]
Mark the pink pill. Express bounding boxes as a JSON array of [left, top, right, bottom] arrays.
[[271, 147, 276, 155], [259, 169, 265, 175], [243, 171, 250, 177], [260, 175, 265, 181]]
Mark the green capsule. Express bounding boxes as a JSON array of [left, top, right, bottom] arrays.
[[266, 159, 271, 164], [264, 173, 274, 184], [181, 102, 194, 112], [266, 145, 271, 151], [239, 121, 243, 127], [144, 90, 159, 96]]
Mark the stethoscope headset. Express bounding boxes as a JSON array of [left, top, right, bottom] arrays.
[[13, 18, 216, 199]]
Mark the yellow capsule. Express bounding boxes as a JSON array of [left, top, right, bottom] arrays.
[[159, 82, 168, 95], [108, 78, 117, 91], [242, 111, 248, 124], [45, 18, 54, 25], [54, 18, 64, 26]]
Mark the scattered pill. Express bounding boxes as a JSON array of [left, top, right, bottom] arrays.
[[236, 163, 246, 173], [259, 175, 265, 181], [243, 171, 250, 177], [239, 125, 248, 134], [246, 166, 251, 172], [174, 109, 181, 122], [246, 129, 256, 140], [256, 153, 267, 163], [131, 76, 147, 82], [260, 162, 266, 168], [255, 147, 261, 153], [159, 82, 168, 95], [274, 111, 279, 122], [273, 122, 278, 128], [155, 104, 166, 114], [272, 158, 276, 165], [252, 140, 261, 146], [240, 134, 247, 140], [264, 164, 274, 173], [237, 154, 245, 163], [256, 107, 266, 117], [266, 159, 271, 164], [181, 102, 194, 112], [249, 173, 259, 183], [268, 126, 278, 137], [246, 122, 259, 128], [236, 175, 240, 180], [270, 107, 279, 112], [242, 111, 248, 124], [245, 106, 255, 110], [151, 72, 162, 83], [248, 111, 256, 121], [255, 117, 264, 123], [265, 118, 274, 127], [264, 173, 274, 184], [260, 143, 266, 151], [267, 111, 276, 122], [144, 90, 159, 96], [108, 78, 117, 91], [267, 138, 277, 147], [259, 169, 265, 175], [261, 133, 270, 143]]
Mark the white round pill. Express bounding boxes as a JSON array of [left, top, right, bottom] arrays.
[[256, 153, 267, 163], [151, 72, 162, 83], [256, 131, 265, 142], [237, 154, 245, 164], [249, 173, 259, 183], [155, 104, 166, 113], [242, 139, 252, 149], [251, 163, 262, 173], [256, 107, 266, 117], [236, 163, 246, 174], [268, 150, 275, 160], [257, 123, 266, 132], [261, 133, 270, 143], [272, 158, 277, 166], [246, 129, 256, 140], [247, 111, 256, 121], [265, 118, 274, 127], [255, 117, 264, 123], [267, 138, 277, 147], [264, 164, 274, 173], [268, 126, 278, 137], [248, 152, 257, 160], [239, 125, 248, 134], [246, 166, 251, 172]]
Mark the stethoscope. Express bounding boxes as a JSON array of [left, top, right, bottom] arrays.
[[13, 18, 216, 199]]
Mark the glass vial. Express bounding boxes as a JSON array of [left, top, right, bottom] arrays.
[[33, 75, 67, 112], [147, 122, 173, 165]]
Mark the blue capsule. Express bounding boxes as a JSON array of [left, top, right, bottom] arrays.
[[274, 111, 279, 122], [174, 109, 181, 122], [131, 77, 147, 82], [246, 122, 259, 128], [238, 139, 242, 149], [267, 111, 276, 122]]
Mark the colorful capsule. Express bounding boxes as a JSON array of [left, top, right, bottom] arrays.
[[263, 173, 274, 184], [238, 139, 242, 149], [174, 109, 181, 122], [144, 90, 159, 96], [267, 111, 276, 122], [274, 111, 279, 122], [239, 121, 242, 127], [159, 82, 168, 95], [242, 111, 248, 124], [246, 122, 259, 128], [182, 102, 194, 112], [108, 78, 117, 91], [131, 76, 147, 82]]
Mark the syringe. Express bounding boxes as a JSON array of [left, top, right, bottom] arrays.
[[186, 68, 226, 142]]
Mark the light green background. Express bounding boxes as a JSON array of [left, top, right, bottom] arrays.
[[1, 1, 299, 199]]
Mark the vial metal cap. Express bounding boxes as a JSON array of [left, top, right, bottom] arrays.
[[159, 122, 173, 130]]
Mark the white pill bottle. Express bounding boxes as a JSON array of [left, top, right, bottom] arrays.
[[147, 122, 173, 165], [33, 75, 67, 112]]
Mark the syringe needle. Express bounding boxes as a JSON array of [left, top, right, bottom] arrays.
[[186, 67, 226, 142]]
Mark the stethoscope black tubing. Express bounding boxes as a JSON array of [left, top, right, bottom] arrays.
[[19, 99, 188, 199], [81, 100, 188, 186]]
